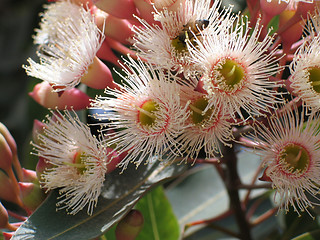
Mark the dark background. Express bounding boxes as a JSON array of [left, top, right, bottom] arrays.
[[0, 0, 46, 168]]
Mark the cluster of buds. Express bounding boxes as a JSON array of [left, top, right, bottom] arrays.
[[0, 123, 47, 238], [11, 0, 320, 237]]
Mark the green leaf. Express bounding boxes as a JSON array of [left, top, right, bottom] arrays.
[[103, 224, 117, 240], [12, 160, 188, 240], [281, 207, 319, 240], [292, 230, 320, 240], [135, 186, 180, 240]]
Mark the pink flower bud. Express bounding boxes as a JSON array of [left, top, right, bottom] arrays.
[[0, 203, 16, 232], [115, 210, 144, 240], [0, 202, 9, 229], [133, 0, 158, 25], [2, 232, 14, 240], [32, 119, 46, 146], [279, 10, 304, 53], [0, 134, 13, 173], [295, 1, 318, 19], [106, 148, 127, 173], [0, 123, 17, 158], [247, 0, 259, 12], [0, 171, 23, 207], [94, 0, 138, 19], [48, 0, 94, 7], [22, 168, 38, 184], [36, 157, 53, 186], [29, 82, 91, 110], [150, 0, 184, 12], [19, 182, 46, 212], [95, 9, 133, 45], [0, 123, 23, 182], [97, 40, 122, 67], [81, 56, 117, 90], [260, 0, 287, 17]]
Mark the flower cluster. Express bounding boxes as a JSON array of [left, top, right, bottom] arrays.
[[19, 0, 320, 221]]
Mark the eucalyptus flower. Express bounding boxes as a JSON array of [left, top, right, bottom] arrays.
[[23, 1, 112, 92], [252, 106, 320, 215], [177, 85, 234, 162], [188, 16, 284, 120], [90, 57, 189, 169], [32, 110, 108, 215]]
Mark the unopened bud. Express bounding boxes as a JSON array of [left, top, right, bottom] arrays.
[[96, 40, 122, 67], [115, 210, 144, 240], [0, 202, 9, 229], [95, 10, 133, 45], [32, 119, 46, 146], [19, 182, 46, 212], [29, 81, 91, 110], [49, 0, 95, 7], [106, 148, 127, 173], [22, 168, 38, 184], [133, 0, 158, 25], [2, 232, 14, 240], [279, 9, 303, 53], [0, 171, 23, 207], [0, 203, 16, 232], [0, 123, 17, 158], [151, 0, 185, 12], [0, 123, 23, 182], [295, 1, 318, 19], [36, 157, 53, 186], [81, 56, 117, 90], [94, 0, 138, 19], [260, 0, 287, 17], [0, 134, 13, 173]]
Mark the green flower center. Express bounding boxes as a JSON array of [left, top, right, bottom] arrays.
[[138, 100, 159, 127], [189, 97, 213, 125], [280, 143, 309, 174], [62, 150, 87, 175], [307, 67, 320, 93], [215, 59, 245, 91]]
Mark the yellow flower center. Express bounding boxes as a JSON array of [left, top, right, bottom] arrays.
[[189, 97, 214, 125], [216, 59, 245, 90], [280, 143, 309, 174], [307, 67, 320, 93], [138, 100, 159, 127]]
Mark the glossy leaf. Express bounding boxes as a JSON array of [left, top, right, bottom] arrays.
[[282, 207, 319, 240], [292, 230, 320, 240], [12, 160, 188, 240], [135, 186, 180, 240]]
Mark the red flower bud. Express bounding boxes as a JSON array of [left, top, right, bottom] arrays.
[[29, 82, 91, 110], [19, 182, 46, 212], [115, 210, 144, 240]]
